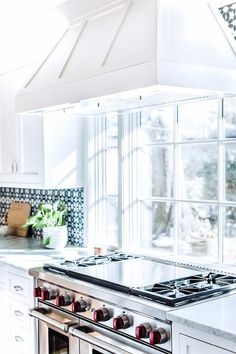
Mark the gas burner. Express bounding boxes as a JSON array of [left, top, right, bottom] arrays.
[[77, 255, 112, 266], [44, 252, 138, 270], [75, 252, 137, 267], [131, 272, 236, 306]]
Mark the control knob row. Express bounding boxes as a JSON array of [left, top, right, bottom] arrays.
[[34, 287, 58, 301], [56, 296, 88, 312], [136, 322, 168, 345], [34, 288, 168, 345], [34, 287, 87, 312]]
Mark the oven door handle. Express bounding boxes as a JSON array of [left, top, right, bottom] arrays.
[[70, 326, 132, 354], [29, 307, 76, 333]]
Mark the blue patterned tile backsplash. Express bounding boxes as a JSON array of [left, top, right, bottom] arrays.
[[0, 187, 84, 246]]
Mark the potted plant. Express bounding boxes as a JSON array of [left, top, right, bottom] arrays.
[[25, 201, 68, 249]]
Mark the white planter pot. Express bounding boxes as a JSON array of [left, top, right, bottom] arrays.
[[43, 225, 68, 250]]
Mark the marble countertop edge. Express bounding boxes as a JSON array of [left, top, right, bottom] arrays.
[[167, 311, 236, 343]]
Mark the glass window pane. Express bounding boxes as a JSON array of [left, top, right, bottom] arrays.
[[224, 206, 236, 264], [140, 147, 173, 198], [106, 112, 118, 147], [140, 201, 174, 254], [140, 106, 174, 143], [224, 97, 236, 138], [178, 100, 218, 141], [225, 143, 236, 201], [178, 203, 218, 261], [179, 143, 218, 200], [106, 148, 118, 195], [106, 197, 118, 248]]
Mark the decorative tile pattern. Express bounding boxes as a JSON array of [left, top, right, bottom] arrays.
[[219, 2, 236, 40], [0, 187, 84, 246]]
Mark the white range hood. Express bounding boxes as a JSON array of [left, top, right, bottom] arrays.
[[15, 0, 236, 112]]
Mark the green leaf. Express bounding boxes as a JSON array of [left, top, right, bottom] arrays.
[[24, 201, 68, 229], [43, 236, 51, 246]]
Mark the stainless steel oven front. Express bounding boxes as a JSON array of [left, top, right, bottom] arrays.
[[29, 304, 152, 354]]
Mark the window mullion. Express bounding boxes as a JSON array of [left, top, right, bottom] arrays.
[[118, 111, 123, 249], [173, 106, 179, 257], [218, 99, 224, 263], [121, 110, 140, 250]]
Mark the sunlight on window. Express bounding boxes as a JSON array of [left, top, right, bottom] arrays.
[[224, 206, 236, 264], [178, 203, 218, 261], [178, 100, 218, 140]]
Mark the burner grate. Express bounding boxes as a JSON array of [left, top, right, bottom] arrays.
[[130, 273, 236, 306], [44, 252, 138, 270]]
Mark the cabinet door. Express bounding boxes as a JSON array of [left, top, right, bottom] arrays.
[[17, 113, 44, 184], [0, 111, 44, 186], [0, 84, 19, 182], [180, 334, 235, 354]]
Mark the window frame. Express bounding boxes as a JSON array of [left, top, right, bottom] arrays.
[[86, 97, 236, 264]]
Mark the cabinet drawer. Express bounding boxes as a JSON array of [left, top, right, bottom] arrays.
[[0, 289, 7, 319], [0, 262, 5, 289], [0, 319, 8, 349], [180, 334, 234, 354], [9, 300, 30, 329], [8, 273, 29, 301], [9, 326, 30, 354]]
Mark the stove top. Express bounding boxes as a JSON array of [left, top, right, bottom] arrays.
[[44, 252, 236, 307], [131, 273, 236, 306]]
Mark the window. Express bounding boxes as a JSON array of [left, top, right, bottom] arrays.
[[87, 96, 236, 265], [87, 113, 119, 249]]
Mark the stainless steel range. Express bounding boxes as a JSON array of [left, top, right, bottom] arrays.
[[29, 253, 236, 354]]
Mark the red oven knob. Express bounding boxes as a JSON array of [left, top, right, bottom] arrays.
[[149, 328, 169, 345], [71, 299, 87, 313], [56, 294, 74, 307], [93, 308, 111, 322], [33, 287, 42, 297], [135, 322, 152, 340], [41, 288, 57, 301], [113, 315, 130, 330]]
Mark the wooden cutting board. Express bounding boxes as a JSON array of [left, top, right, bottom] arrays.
[[5, 202, 31, 237]]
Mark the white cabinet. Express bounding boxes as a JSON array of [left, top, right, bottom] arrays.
[[180, 334, 234, 354], [0, 112, 44, 186], [7, 265, 35, 354], [0, 80, 44, 186], [0, 78, 84, 189], [0, 262, 37, 354], [173, 324, 236, 354]]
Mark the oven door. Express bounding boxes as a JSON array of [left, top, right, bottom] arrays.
[[70, 320, 147, 354], [30, 306, 79, 354], [30, 306, 164, 354]]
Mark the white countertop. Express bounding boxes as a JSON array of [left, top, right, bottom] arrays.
[[167, 293, 236, 343], [0, 245, 89, 270]]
